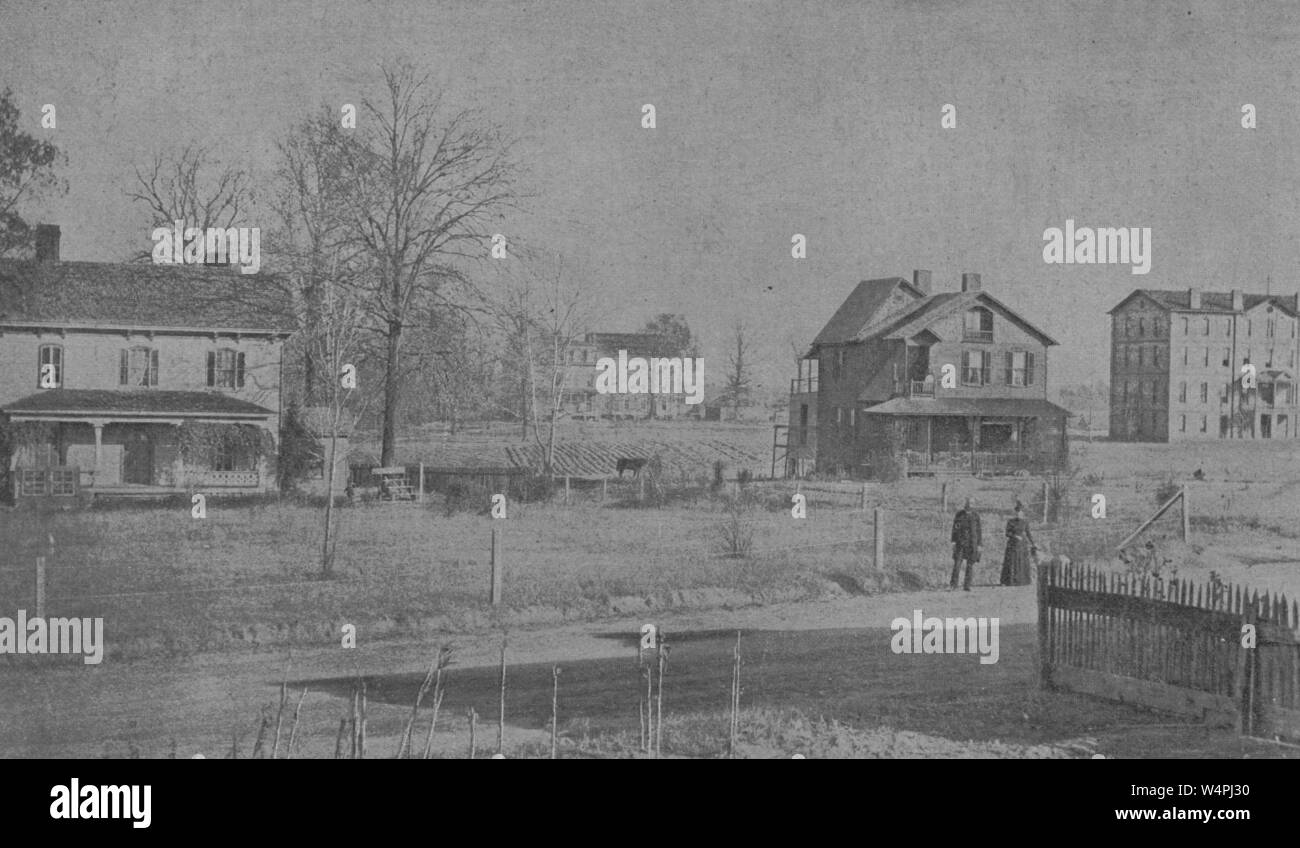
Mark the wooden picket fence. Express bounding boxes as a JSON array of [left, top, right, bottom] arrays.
[[1038, 561, 1300, 742]]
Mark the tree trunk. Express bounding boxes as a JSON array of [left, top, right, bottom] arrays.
[[380, 319, 403, 466]]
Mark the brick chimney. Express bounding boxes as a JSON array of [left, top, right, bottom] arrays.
[[960, 272, 981, 292], [912, 269, 931, 295], [35, 224, 60, 263], [1231, 288, 1244, 311], [1187, 288, 1200, 310]]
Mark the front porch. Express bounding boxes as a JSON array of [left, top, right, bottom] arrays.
[[1, 390, 276, 500]]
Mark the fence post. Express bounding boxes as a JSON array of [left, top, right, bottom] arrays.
[[873, 507, 884, 571], [940, 481, 948, 514], [565, 475, 571, 506], [490, 528, 502, 606], [601, 477, 607, 503], [1037, 560, 1051, 690], [1041, 479, 1050, 524], [35, 556, 46, 619], [418, 463, 425, 504], [1180, 485, 1189, 543], [859, 483, 867, 512]]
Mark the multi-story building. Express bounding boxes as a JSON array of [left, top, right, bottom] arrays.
[[0, 225, 294, 500], [556, 331, 696, 420], [779, 270, 1069, 477], [1107, 288, 1300, 441]]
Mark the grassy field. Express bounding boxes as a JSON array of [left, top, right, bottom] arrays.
[[1, 435, 1297, 659]]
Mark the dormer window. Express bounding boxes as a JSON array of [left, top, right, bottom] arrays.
[[38, 344, 63, 388], [963, 308, 993, 342], [207, 348, 246, 389], [120, 346, 159, 387]]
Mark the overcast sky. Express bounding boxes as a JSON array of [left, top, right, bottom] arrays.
[[3, 0, 1299, 393]]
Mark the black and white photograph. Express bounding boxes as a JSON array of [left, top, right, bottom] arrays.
[[0, 0, 1296, 805]]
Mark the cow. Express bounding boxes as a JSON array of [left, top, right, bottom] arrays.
[[616, 457, 647, 478]]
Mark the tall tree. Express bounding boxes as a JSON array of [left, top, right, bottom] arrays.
[[126, 143, 255, 261], [725, 319, 754, 418], [269, 108, 357, 404], [640, 313, 697, 357], [0, 88, 66, 258], [337, 63, 518, 465]]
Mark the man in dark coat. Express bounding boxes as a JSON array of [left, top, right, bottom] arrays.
[[950, 497, 982, 591]]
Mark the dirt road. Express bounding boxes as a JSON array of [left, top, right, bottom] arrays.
[[1, 586, 1293, 758]]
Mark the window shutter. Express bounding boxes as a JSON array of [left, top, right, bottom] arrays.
[[206, 351, 216, 387], [1026, 352, 1035, 385], [119, 349, 129, 385], [961, 351, 970, 376], [236, 352, 246, 388], [150, 348, 159, 386], [1005, 351, 1014, 385]]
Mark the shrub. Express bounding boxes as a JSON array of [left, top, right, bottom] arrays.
[[715, 496, 754, 559], [277, 401, 318, 492], [1154, 476, 1181, 507]]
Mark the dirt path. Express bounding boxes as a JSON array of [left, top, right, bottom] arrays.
[[0, 586, 1292, 758]]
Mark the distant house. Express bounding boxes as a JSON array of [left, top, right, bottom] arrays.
[[779, 270, 1069, 478], [556, 331, 695, 420], [1107, 287, 1300, 441], [0, 225, 294, 500]]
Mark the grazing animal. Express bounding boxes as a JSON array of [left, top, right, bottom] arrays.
[[616, 457, 647, 478], [1192, 467, 1205, 481]]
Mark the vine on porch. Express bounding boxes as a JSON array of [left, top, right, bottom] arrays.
[[177, 422, 274, 464]]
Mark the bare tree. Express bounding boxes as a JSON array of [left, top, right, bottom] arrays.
[[270, 108, 359, 404], [0, 88, 66, 258], [486, 254, 596, 470], [126, 143, 255, 261], [336, 62, 519, 466], [310, 263, 370, 578], [725, 319, 754, 419]]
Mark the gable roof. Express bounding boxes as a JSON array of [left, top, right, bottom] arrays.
[[878, 291, 1059, 346], [811, 277, 925, 346], [0, 259, 296, 333], [1108, 289, 1299, 317], [810, 276, 1058, 349], [1, 389, 273, 418]]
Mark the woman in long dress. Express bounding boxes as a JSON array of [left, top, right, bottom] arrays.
[[1000, 503, 1037, 586]]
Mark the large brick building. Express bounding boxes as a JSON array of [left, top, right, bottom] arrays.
[[1107, 288, 1300, 441]]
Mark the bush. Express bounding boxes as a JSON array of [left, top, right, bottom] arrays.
[[1154, 476, 1181, 508], [277, 401, 318, 492], [715, 496, 754, 558]]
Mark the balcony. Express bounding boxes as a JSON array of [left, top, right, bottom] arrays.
[[909, 380, 935, 398], [790, 376, 819, 394], [962, 330, 994, 343]]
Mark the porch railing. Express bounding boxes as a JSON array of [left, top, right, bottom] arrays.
[[15, 466, 80, 498]]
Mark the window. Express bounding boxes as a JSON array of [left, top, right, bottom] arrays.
[[1223, 348, 1231, 367], [206, 349, 246, 389], [1203, 318, 1210, 335], [1138, 318, 1145, 337], [836, 407, 843, 426], [1182, 347, 1188, 366], [1180, 415, 1186, 432], [1153, 347, 1161, 367], [1224, 318, 1231, 336], [1154, 320, 1162, 338], [1181, 317, 1189, 335], [1247, 320, 1252, 337], [1125, 347, 1132, 367], [1203, 348, 1210, 367], [1267, 317, 1276, 338], [962, 350, 989, 385], [1004, 351, 1034, 387], [1179, 382, 1186, 403], [1122, 382, 1129, 404], [1126, 317, 1134, 337], [1200, 382, 1208, 403], [1138, 347, 1145, 367], [1138, 380, 1147, 404], [963, 308, 993, 341], [849, 409, 856, 428], [37, 344, 62, 388], [1153, 380, 1162, 402], [1200, 415, 1208, 433], [119, 346, 159, 386]]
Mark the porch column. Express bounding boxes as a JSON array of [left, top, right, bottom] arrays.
[[90, 420, 105, 485]]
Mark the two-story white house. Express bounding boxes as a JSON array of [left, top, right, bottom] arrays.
[[0, 225, 294, 500]]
